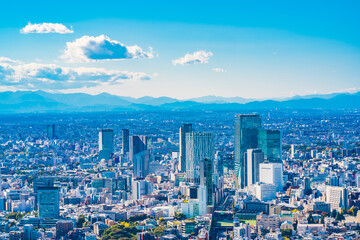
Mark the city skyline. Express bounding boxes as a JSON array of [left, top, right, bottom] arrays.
[[0, 1, 359, 99]]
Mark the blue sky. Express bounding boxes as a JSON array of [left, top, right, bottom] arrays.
[[0, 0, 359, 99]]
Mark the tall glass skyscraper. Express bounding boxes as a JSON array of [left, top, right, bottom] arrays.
[[234, 114, 262, 189], [130, 135, 149, 178], [99, 128, 114, 152], [200, 158, 213, 206], [259, 129, 282, 162], [178, 124, 192, 173], [98, 128, 114, 161], [186, 132, 214, 184], [122, 129, 130, 154], [47, 124, 55, 139]]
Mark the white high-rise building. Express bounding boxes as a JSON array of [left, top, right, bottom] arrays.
[[181, 199, 200, 218], [291, 144, 296, 159], [325, 186, 348, 211], [259, 162, 283, 192], [186, 132, 214, 184], [249, 182, 276, 201], [356, 173, 360, 188], [245, 148, 264, 187]]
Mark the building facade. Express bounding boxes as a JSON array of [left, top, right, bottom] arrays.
[[234, 114, 262, 189], [186, 132, 214, 184], [178, 124, 192, 173]]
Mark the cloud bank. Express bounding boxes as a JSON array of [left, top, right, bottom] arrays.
[[0, 57, 151, 90], [61, 35, 154, 62], [20, 22, 73, 34], [172, 50, 213, 65]]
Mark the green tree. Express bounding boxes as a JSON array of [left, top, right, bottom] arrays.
[[128, 214, 150, 222], [281, 229, 292, 238], [341, 208, 347, 215], [350, 207, 358, 216], [158, 218, 167, 226], [335, 212, 344, 221], [5, 212, 25, 221], [331, 209, 337, 218], [174, 213, 186, 220], [76, 215, 86, 228], [153, 226, 165, 237], [101, 224, 139, 240], [307, 213, 314, 224]]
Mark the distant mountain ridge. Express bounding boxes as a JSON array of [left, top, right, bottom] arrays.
[[0, 91, 359, 113]]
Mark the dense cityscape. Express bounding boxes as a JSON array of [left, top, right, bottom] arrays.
[[0, 109, 359, 239]]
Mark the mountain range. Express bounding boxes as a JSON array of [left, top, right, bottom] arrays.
[[0, 91, 359, 113]]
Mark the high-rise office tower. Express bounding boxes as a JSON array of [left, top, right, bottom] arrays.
[[245, 148, 264, 187], [37, 187, 59, 219], [178, 124, 192, 173], [130, 136, 149, 178], [259, 129, 282, 162], [235, 114, 262, 189], [200, 158, 213, 206], [291, 144, 296, 159], [259, 162, 283, 192], [47, 124, 55, 139], [98, 129, 114, 161], [122, 129, 130, 154], [33, 177, 54, 210], [99, 129, 114, 152], [186, 132, 214, 184]]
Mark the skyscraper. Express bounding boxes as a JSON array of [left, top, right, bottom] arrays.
[[235, 114, 262, 189], [245, 148, 264, 187], [186, 132, 214, 184], [259, 129, 282, 162], [122, 129, 130, 154], [47, 124, 55, 139], [130, 136, 149, 178], [37, 187, 59, 219], [200, 158, 213, 206], [33, 177, 54, 210], [291, 144, 296, 159], [178, 124, 192, 173], [99, 128, 114, 161], [99, 129, 114, 152]]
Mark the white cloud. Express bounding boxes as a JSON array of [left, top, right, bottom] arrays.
[[172, 50, 213, 65], [212, 68, 226, 73], [61, 35, 154, 62], [0, 57, 22, 64], [20, 22, 73, 34], [0, 57, 151, 90]]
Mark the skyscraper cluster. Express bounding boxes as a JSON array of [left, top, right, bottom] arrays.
[[234, 114, 282, 189]]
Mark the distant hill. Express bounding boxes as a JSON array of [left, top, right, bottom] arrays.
[[0, 91, 359, 113]]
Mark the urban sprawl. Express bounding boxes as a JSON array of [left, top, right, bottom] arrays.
[[0, 110, 359, 240]]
